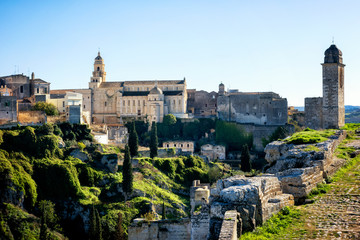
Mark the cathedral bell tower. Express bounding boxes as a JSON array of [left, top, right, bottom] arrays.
[[89, 51, 106, 89], [322, 44, 345, 129]]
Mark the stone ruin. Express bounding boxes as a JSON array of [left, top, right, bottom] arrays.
[[128, 130, 349, 240]]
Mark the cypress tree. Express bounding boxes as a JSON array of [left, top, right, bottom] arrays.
[[240, 144, 251, 172], [162, 201, 166, 220], [89, 205, 97, 240], [128, 122, 138, 157], [114, 212, 125, 240], [150, 121, 158, 158], [122, 145, 133, 195], [95, 209, 103, 240]]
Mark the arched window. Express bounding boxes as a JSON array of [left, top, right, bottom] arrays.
[[97, 67, 100, 71]]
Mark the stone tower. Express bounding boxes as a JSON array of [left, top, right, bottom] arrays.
[[89, 51, 106, 88], [218, 82, 225, 96], [322, 44, 345, 129]]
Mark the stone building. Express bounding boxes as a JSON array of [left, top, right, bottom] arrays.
[[163, 140, 195, 154], [305, 44, 345, 129], [187, 89, 217, 118], [0, 73, 50, 100], [217, 85, 288, 126], [0, 96, 17, 123], [200, 144, 226, 161], [88, 52, 188, 124]]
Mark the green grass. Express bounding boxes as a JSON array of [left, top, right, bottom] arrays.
[[284, 128, 335, 145], [340, 123, 360, 131], [240, 207, 302, 240], [307, 183, 331, 198], [303, 145, 321, 152]]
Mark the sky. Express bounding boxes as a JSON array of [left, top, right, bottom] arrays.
[[1, 0, 359, 106]]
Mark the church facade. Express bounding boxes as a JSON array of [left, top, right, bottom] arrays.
[[89, 52, 188, 124]]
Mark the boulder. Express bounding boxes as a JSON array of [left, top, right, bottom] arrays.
[[70, 149, 89, 162], [101, 154, 119, 173]]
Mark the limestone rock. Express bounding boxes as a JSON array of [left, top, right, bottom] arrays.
[[101, 154, 119, 173], [70, 149, 89, 162]]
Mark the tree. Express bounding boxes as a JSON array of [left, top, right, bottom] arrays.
[[32, 102, 59, 116], [150, 121, 158, 158], [114, 212, 125, 240], [89, 205, 102, 240], [162, 201, 166, 220], [128, 122, 138, 157], [122, 145, 133, 196], [38, 200, 59, 240], [240, 144, 251, 172], [163, 114, 176, 125]]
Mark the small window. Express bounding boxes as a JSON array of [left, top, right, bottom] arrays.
[[44, 88, 47, 94], [20, 86, 24, 93], [97, 67, 100, 71], [133, 100, 135, 106], [123, 100, 125, 106], [137, 87, 139, 91], [84, 105, 86, 109], [63, 101, 65, 107], [105, 102, 107, 107], [37, 88, 39, 93], [187, 144, 189, 147], [205, 104, 207, 107], [128, 100, 130, 105], [181, 144, 183, 147], [167, 144, 169, 147], [143, 100, 145, 106], [174, 144, 176, 147], [138, 100, 140, 106]]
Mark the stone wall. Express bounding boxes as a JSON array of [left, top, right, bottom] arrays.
[[305, 97, 323, 130], [218, 210, 241, 240], [264, 130, 347, 201], [241, 123, 294, 151], [128, 219, 191, 240], [18, 111, 46, 124]]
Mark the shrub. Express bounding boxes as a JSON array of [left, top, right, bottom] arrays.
[[32, 102, 58, 116]]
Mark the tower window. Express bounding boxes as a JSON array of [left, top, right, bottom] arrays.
[[105, 102, 107, 107], [37, 88, 39, 93], [97, 67, 100, 71], [20, 86, 23, 93]]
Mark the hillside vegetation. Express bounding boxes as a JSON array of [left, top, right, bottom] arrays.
[[0, 123, 217, 239]]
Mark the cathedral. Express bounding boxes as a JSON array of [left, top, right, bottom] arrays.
[[88, 52, 188, 124]]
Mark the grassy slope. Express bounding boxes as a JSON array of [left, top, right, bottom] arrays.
[[241, 128, 360, 240]]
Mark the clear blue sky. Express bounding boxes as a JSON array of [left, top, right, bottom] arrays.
[[1, 0, 359, 106]]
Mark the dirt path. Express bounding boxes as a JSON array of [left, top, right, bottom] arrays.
[[296, 138, 360, 239]]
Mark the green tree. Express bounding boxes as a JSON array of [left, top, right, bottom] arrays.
[[32, 102, 59, 116], [19, 126, 37, 154], [150, 121, 158, 158], [128, 122, 138, 157], [240, 144, 251, 172], [163, 114, 177, 125], [89, 205, 97, 240], [122, 145, 133, 196], [162, 201, 166, 220], [95, 208, 103, 240], [114, 212, 125, 240], [39, 200, 59, 240]]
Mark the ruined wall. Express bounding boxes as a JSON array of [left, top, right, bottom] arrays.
[[218, 210, 241, 240], [128, 219, 191, 240], [187, 90, 217, 118], [241, 123, 294, 151], [265, 130, 347, 201], [18, 111, 46, 124], [305, 97, 323, 130], [217, 92, 287, 126]]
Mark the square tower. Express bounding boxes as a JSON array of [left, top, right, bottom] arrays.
[[322, 44, 345, 129]]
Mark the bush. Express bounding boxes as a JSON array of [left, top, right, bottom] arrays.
[[33, 159, 84, 200], [215, 120, 253, 151], [32, 102, 58, 116]]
